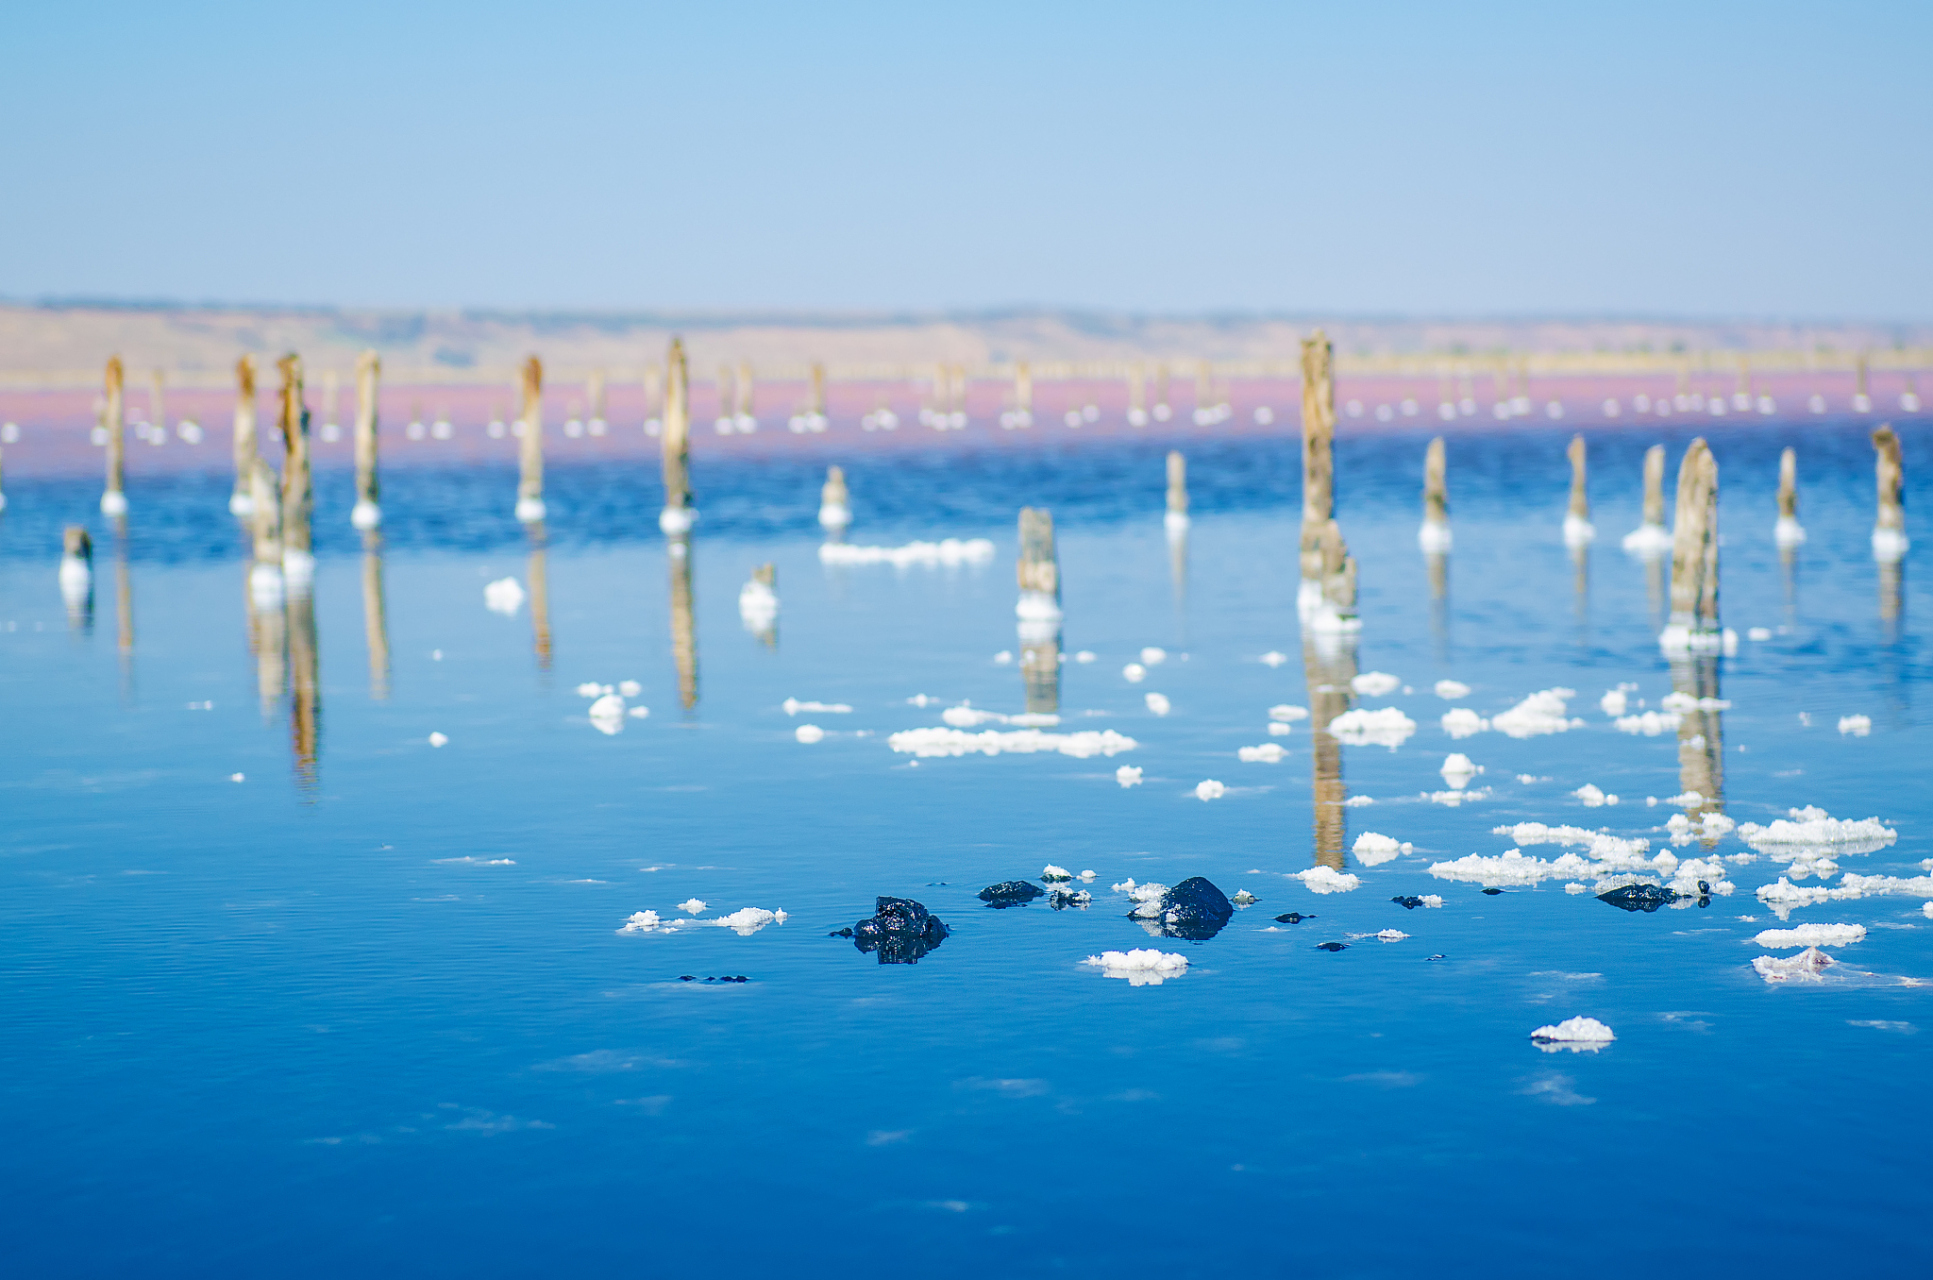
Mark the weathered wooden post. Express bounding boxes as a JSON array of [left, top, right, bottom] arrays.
[[819, 465, 852, 531], [1165, 450, 1189, 534], [1662, 438, 1720, 651], [1872, 426, 1907, 560], [1563, 434, 1595, 546], [277, 355, 315, 592], [230, 356, 258, 516], [1622, 444, 1671, 554], [1297, 330, 1356, 632], [352, 350, 382, 530], [1418, 436, 1451, 552], [101, 357, 127, 516], [362, 532, 390, 700], [515, 356, 545, 523], [660, 338, 695, 535], [1775, 446, 1805, 547]]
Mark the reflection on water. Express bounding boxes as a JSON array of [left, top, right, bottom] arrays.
[[361, 533, 390, 700], [247, 563, 285, 718], [1303, 631, 1357, 872], [669, 538, 698, 710], [528, 530, 552, 672], [287, 585, 320, 792], [1671, 655, 1724, 833]]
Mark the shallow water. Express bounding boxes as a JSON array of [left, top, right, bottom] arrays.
[[2, 422, 1929, 1275]]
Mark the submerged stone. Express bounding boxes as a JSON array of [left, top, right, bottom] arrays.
[[1273, 912, 1313, 924], [853, 896, 950, 964], [1047, 888, 1091, 910], [1391, 895, 1426, 909], [1130, 875, 1234, 940], [1481, 887, 1505, 896], [1598, 883, 1681, 913], [979, 880, 1044, 907], [1316, 941, 1349, 952]]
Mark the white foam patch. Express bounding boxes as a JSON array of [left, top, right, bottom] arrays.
[[1441, 708, 1489, 738], [1238, 743, 1287, 763], [1430, 850, 1596, 885], [713, 907, 787, 935], [1493, 688, 1582, 738], [1530, 1016, 1615, 1050], [1328, 707, 1417, 748], [1434, 680, 1471, 699], [784, 698, 853, 715], [1292, 866, 1362, 893], [1352, 832, 1413, 866], [1116, 765, 1144, 787], [1083, 949, 1188, 985], [819, 538, 995, 567], [888, 727, 1137, 758], [1194, 779, 1227, 800], [1752, 923, 1866, 949]]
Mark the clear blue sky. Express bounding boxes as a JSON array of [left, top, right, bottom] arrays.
[[4, 0, 1928, 318]]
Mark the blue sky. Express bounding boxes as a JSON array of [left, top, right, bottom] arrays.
[[3, 1, 1928, 317]]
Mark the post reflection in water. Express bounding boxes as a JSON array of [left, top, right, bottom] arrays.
[[1779, 541, 1799, 631], [528, 530, 552, 672], [1878, 557, 1903, 640], [361, 532, 391, 700], [287, 586, 320, 791], [1671, 655, 1724, 842], [1426, 549, 1448, 660], [113, 525, 133, 656], [1303, 631, 1358, 873], [247, 563, 286, 720], [669, 538, 698, 711], [1167, 525, 1188, 611]]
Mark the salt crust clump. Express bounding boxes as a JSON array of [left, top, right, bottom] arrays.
[[888, 727, 1137, 758], [1434, 679, 1472, 699], [942, 704, 1059, 728], [784, 698, 852, 715], [1530, 1016, 1615, 1049], [1838, 715, 1872, 737], [1351, 671, 1400, 696], [1195, 780, 1227, 800], [1575, 784, 1619, 807], [1615, 710, 1680, 736], [1269, 704, 1309, 722], [1752, 947, 1835, 983], [1327, 707, 1417, 748], [1083, 949, 1188, 985], [1430, 850, 1594, 885], [1440, 753, 1480, 785], [1441, 708, 1489, 738], [795, 724, 826, 744], [818, 538, 994, 567], [1752, 922, 1866, 948], [713, 907, 787, 934], [484, 577, 526, 615], [1116, 766, 1144, 787], [1492, 688, 1582, 738], [1042, 865, 1073, 881], [1667, 811, 1736, 844], [1426, 787, 1491, 806], [1661, 691, 1730, 712], [1292, 866, 1362, 893], [1352, 832, 1413, 866], [1736, 807, 1895, 856], [1238, 743, 1287, 763]]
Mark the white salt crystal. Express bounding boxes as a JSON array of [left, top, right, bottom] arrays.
[[1434, 679, 1472, 699], [1116, 765, 1144, 787], [1238, 743, 1286, 763], [1752, 923, 1866, 948], [1351, 671, 1400, 696], [1194, 779, 1227, 801]]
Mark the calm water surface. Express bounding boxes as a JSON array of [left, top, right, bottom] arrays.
[[2, 424, 1928, 1275]]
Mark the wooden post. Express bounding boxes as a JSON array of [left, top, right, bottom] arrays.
[[1563, 434, 1594, 545], [737, 360, 755, 428], [1419, 436, 1451, 552], [60, 526, 93, 626], [1194, 360, 1212, 422], [1872, 425, 1907, 560], [661, 338, 694, 534], [1154, 363, 1170, 420], [230, 356, 258, 516], [1165, 451, 1189, 533], [1642, 444, 1666, 527], [589, 369, 607, 431], [1298, 331, 1336, 584], [644, 362, 663, 434], [102, 356, 127, 516], [1855, 355, 1871, 411], [809, 362, 827, 430], [819, 464, 852, 531], [278, 355, 315, 590], [715, 365, 735, 433], [1775, 446, 1805, 547], [352, 350, 382, 529], [1663, 438, 1720, 649], [516, 356, 545, 522]]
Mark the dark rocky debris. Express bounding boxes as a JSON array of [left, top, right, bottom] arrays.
[[1316, 941, 1349, 952], [853, 896, 950, 964], [979, 880, 1044, 907], [1597, 883, 1681, 913], [1391, 896, 1426, 909], [1481, 887, 1505, 896], [1047, 888, 1091, 910], [1131, 875, 1234, 940], [1273, 912, 1314, 924], [679, 975, 750, 983]]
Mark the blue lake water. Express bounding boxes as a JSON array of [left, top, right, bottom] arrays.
[[2, 422, 1929, 1275]]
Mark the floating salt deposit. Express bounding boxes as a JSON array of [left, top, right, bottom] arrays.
[[619, 911, 669, 933], [784, 698, 852, 715], [888, 727, 1137, 758], [484, 577, 526, 615], [1269, 705, 1309, 722], [1145, 693, 1172, 715], [1116, 765, 1144, 787], [1042, 865, 1072, 881], [713, 907, 787, 935], [1662, 691, 1730, 712], [1736, 808, 1896, 857], [1194, 779, 1227, 800], [1373, 929, 1409, 942], [1260, 651, 1288, 667], [1430, 850, 1592, 885], [1352, 832, 1413, 866], [428, 732, 448, 747], [1083, 949, 1188, 985], [1426, 788, 1491, 806], [795, 724, 826, 744], [1140, 647, 1168, 665], [1530, 1017, 1615, 1050], [819, 538, 995, 567], [589, 694, 627, 734], [1292, 866, 1362, 893], [1752, 947, 1835, 983], [1574, 784, 1619, 807], [1440, 708, 1489, 738], [1237, 743, 1287, 763], [1666, 811, 1735, 843], [1752, 923, 1866, 948], [1327, 707, 1417, 748], [1122, 663, 1147, 683], [1434, 679, 1471, 699], [1351, 671, 1400, 696], [1492, 688, 1581, 738], [1615, 710, 1680, 736], [1440, 753, 1480, 786], [677, 899, 706, 914], [1838, 715, 1872, 737], [1598, 688, 1629, 716]]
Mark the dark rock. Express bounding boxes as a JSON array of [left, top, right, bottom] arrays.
[[1130, 875, 1234, 940], [1391, 895, 1426, 910], [1316, 941, 1349, 952], [1481, 887, 1505, 896], [1273, 912, 1313, 924], [1425, 954, 1447, 962], [679, 975, 696, 982], [1597, 883, 1681, 913], [828, 928, 854, 938], [979, 880, 1044, 907], [1047, 888, 1091, 910], [853, 896, 950, 964]]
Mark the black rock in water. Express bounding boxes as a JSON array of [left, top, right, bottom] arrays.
[[1391, 895, 1426, 910], [979, 880, 1044, 907], [1273, 912, 1313, 924], [828, 928, 854, 938], [1598, 883, 1681, 913], [1316, 941, 1349, 952], [1131, 875, 1234, 940], [1481, 887, 1505, 896], [853, 896, 950, 964]]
